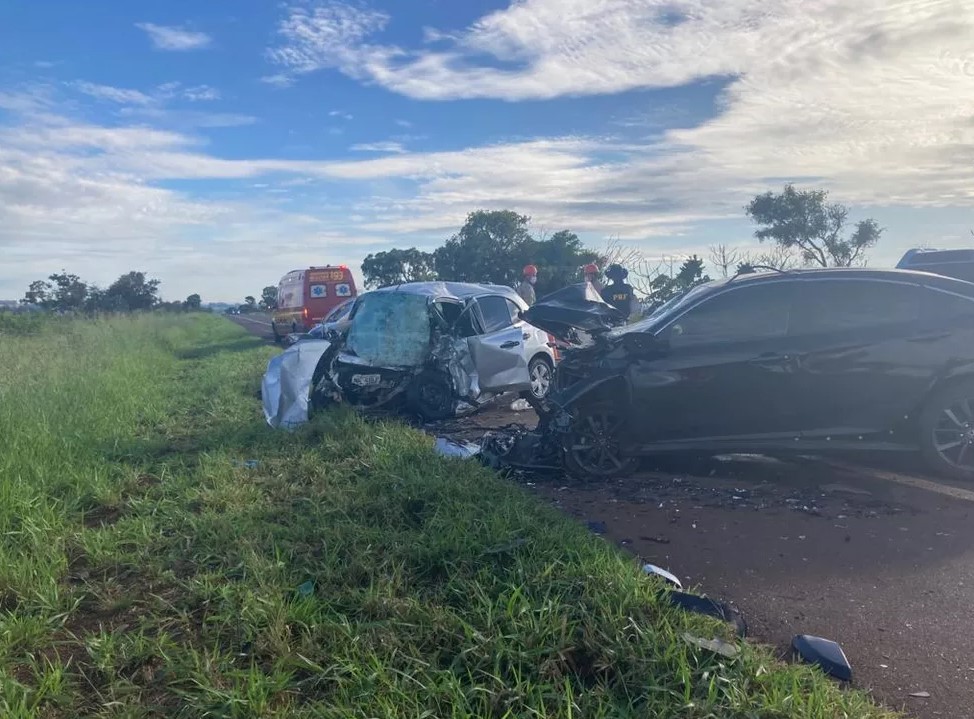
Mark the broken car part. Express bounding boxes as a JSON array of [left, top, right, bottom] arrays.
[[261, 339, 332, 429], [791, 634, 852, 682], [667, 591, 747, 637], [642, 563, 682, 590]]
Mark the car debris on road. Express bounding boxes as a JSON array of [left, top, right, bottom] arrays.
[[791, 634, 853, 682]]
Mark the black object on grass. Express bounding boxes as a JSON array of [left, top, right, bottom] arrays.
[[791, 634, 852, 682], [667, 591, 747, 637]]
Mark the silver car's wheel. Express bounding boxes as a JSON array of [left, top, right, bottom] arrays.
[[528, 357, 553, 399]]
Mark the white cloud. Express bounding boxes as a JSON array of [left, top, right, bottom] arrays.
[[349, 141, 404, 153], [329, 109, 353, 120], [182, 85, 221, 101], [265, 0, 974, 212], [395, 119, 412, 128], [136, 22, 212, 51], [74, 82, 154, 105]]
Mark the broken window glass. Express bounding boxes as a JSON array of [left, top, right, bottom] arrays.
[[345, 293, 430, 367]]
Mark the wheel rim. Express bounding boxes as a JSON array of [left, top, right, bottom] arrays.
[[568, 409, 628, 476], [530, 362, 551, 398], [932, 397, 974, 470]]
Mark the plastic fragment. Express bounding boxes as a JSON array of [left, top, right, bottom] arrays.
[[791, 634, 852, 681], [642, 563, 683, 590], [683, 633, 739, 658]]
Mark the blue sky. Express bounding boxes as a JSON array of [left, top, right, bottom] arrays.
[[1, 0, 972, 302]]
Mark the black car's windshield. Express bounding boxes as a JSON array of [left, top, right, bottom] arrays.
[[610, 281, 721, 337]]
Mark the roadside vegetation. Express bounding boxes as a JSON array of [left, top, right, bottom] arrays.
[[0, 314, 896, 718]]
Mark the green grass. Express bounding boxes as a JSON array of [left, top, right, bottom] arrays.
[[0, 314, 897, 718]]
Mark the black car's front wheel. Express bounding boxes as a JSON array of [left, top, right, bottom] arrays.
[[919, 379, 974, 481], [563, 403, 638, 480]]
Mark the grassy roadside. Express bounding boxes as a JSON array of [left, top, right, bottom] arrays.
[[0, 314, 896, 718]]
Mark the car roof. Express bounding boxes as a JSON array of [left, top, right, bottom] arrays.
[[369, 280, 521, 302], [897, 248, 974, 267], [708, 267, 974, 295]]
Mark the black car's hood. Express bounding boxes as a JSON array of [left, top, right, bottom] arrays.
[[521, 282, 623, 341]]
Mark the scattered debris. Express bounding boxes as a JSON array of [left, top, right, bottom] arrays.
[[586, 520, 607, 535], [642, 563, 682, 590], [639, 535, 670, 544], [433, 437, 480, 459], [667, 591, 747, 637], [821, 483, 872, 496], [909, 691, 931, 699], [791, 635, 852, 681], [235, 459, 259, 469], [682, 632, 739, 658], [296, 580, 315, 598], [510, 398, 532, 412]]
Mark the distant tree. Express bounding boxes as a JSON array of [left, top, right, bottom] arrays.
[[243, 296, 257, 312], [746, 184, 882, 267], [98, 271, 160, 311], [638, 254, 711, 307], [361, 248, 436, 289], [708, 244, 742, 278], [21, 271, 89, 311], [184, 294, 202, 311], [521, 229, 601, 294], [260, 286, 278, 310], [433, 210, 533, 286]]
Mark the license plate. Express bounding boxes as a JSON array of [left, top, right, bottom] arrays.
[[351, 374, 381, 387]]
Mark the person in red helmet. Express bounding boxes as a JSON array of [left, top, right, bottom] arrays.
[[582, 262, 602, 292], [517, 264, 538, 306]]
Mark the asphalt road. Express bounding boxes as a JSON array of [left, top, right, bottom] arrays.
[[233, 314, 973, 719]]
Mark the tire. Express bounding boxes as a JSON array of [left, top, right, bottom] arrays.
[[528, 356, 554, 399], [407, 370, 456, 421], [563, 402, 639, 480], [919, 378, 974, 481]]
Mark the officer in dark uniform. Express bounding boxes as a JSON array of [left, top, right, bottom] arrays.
[[601, 264, 636, 320]]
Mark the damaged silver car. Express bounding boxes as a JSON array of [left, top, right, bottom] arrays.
[[263, 281, 557, 427]]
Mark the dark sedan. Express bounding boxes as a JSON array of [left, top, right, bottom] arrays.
[[523, 268, 974, 480]]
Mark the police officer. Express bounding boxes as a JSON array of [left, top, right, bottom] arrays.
[[601, 264, 636, 320], [517, 264, 538, 306]]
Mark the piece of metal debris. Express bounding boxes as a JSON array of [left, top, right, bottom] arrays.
[[509, 398, 532, 412], [909, 691, 931, 699], [682, 632, 739, 658], [643, 563, 683, 590], [791, 634, 852, 681], [433, 437, 481, 459]]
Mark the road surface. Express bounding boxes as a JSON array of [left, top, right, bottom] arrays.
[[233, 313, 973, 718]]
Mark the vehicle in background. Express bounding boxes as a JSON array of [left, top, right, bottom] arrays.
[[896, 248, 974, 282], [271, 265, 357, 342], [510, 268, 974, 481], [283, 297, 357, 347], [262, 281, 559, 427]]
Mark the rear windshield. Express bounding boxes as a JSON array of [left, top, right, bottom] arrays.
[[345, 293, 430, 366]]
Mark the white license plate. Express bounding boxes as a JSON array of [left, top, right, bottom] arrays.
[[351, 374, 381, 387]]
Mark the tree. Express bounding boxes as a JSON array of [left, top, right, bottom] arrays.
[[184, 294, 202, 311], [708, 244, 742, 278], [361, 248, 436, 289], [99, 271, 160, 311], [243, 296, 257, 312], [433, 210, 533, 286], [260, 286, 278, 310], [746, 184, 882, 267], [521, 229, 601, 294], [21, 272, 89, 311]]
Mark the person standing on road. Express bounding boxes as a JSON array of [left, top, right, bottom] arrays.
[[601, 264, 637, 320], [517, 264, 538, 306], [583, 263, 602, 292]]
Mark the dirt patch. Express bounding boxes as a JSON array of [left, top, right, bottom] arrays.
[[82, 504, 122, 528]]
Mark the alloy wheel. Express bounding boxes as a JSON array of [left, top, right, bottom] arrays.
[[530, 361, 552, 398], [931, 397, 974, 471], [568, 408, 629, 477]]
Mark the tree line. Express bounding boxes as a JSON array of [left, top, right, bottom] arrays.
[[20, 270, 202, 313], [359, 184, 883, 305]]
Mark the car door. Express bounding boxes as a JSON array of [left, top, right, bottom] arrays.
[[629, 281, 800, 444], [786, 278, 945, 438], [467, 294, 532, 393]]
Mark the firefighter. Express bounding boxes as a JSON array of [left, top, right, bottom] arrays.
[[601, 264, 636, 320], [582, 263, 602, 292], [517, 264, 538, 306]]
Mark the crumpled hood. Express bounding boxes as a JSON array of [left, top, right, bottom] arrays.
[[521, 282, 623, 341], [261, 339, 331, 429]]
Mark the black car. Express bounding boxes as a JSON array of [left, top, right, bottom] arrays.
[[522, 269, 974, 480]]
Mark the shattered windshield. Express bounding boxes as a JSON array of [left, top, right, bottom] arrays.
[[345, 292, 431, 366]]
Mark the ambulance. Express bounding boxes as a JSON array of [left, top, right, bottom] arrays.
[[271, 265, 357, 342]]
